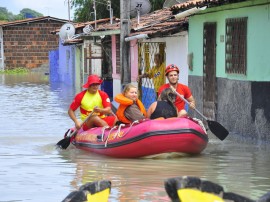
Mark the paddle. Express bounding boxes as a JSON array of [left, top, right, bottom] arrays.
[[170, 87, 229, 140], [56, 110, 96, 149]]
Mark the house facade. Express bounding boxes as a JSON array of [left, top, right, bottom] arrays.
[[0, 16, 68, 70], [52, 10, 191, 110], [187, 0, 270, 141]]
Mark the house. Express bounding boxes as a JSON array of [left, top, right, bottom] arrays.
[[53, 8, 192, 109], [176, 0, 270, 141], [0, 16, 69, 70], [49, 18, 118, 94]]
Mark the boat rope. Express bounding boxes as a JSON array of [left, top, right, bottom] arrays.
[[101, 126, 110, 141], [192, 117, 207, 134], [121, 120, 139, 138], [103, 120, 141, 147], [113, 124, 125, 139], [104, 126, 117, 147]]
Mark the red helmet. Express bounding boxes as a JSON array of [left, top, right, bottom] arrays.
[[165, 64, 179, 76]]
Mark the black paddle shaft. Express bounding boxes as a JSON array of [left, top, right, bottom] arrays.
[[170, 87, 229, 141], [56, 108, 97, 149]]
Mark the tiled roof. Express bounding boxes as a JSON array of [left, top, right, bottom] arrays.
[[0, 16, 69, 27], [94, 7, 188, 38], [60, 0, 249, 43], [170, 0, 248, 14]]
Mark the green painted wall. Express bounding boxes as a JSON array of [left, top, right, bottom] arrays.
[[188, 0, 270, 81]]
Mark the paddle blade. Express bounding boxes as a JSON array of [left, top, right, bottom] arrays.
[[207, 120, 229, 141], [56, 137, 71, 150]]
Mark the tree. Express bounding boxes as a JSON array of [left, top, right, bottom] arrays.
[[0, 7, 43, 21], [0, 7, 14, 21], [71, 0, 164, 22]]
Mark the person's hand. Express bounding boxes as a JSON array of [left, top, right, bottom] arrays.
[[93, 106, 102, 115], [189, 102, 195, 110], [75, 120, 81, 130], [136, 75, 142, 82]]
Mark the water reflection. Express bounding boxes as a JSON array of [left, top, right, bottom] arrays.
[[0, 73, 270, 202], [56, 141, 270, 201], [59, 147, 209, 201]]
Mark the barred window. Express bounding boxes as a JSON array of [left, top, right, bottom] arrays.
[[225, 17, 247, 74]]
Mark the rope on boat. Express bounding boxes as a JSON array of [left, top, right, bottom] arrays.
[[101, 126, 110, 141], [113, 124, 125, 139], [104, 126, 117, 147], [103, 120, 140, 147], [192, 117, 207, 134], [121, 120, 139, 138]]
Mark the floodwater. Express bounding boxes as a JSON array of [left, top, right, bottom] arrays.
[[0, 72, 270, 202]]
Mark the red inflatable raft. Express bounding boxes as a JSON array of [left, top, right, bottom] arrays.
[[71, 117, 208, 158]]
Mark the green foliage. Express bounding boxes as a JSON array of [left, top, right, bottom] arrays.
[[0, 7, 43, 21], [150, 0, 165, 11], [71, 0, 164, 22], [20, 8, 43, 18], [0, 68, 30, 74], [0, 7, 15, 21]]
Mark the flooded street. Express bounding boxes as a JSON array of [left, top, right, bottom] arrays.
[[0, 72, 270, 202]]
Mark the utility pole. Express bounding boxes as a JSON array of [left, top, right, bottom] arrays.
[[67, 0, 70, 21], [120, 0, 131, 87], [93, 0, 97, 29]]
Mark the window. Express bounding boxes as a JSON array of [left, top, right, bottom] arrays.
[[225, 17, 247, 74]]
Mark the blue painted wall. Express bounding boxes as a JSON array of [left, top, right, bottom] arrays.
[[49, 49, 59, 82], [49, 41, 76, 87]]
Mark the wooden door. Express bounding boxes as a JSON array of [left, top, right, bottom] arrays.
[[203, 22, 217, 120]]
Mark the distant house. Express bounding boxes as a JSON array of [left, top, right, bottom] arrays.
[[49, 18, 115, 93], [182, 0, 270, 141], [0, 16, 69, 70]]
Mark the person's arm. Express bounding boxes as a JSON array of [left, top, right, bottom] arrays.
[[186, 95, 195, 109], [137, 72, 149, 82], [99, 91, 113, 115], [146, 102, 157, 118], [94, 106, 112, 115], [68, 108, 81, 130]]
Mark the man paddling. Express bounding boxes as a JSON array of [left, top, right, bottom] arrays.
[[158, 64, 195, 117], [68, 74, 117, 130]]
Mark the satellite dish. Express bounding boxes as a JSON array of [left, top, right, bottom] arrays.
[[83, 24, 94, 34], [130, 0, 152, 18], [59, 23, 75, 40], [163, 0, 186, 8]]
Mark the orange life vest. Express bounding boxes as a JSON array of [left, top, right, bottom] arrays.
[[115, 93, 146, 124]]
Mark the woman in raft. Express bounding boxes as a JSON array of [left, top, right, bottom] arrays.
[[147, 88, 178, 119], [114, 83, 146, 124]]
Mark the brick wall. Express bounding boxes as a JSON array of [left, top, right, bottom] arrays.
[[3, 19, 64, 69]]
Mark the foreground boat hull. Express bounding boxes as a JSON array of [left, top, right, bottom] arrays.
[[72, 117, 208, 158]]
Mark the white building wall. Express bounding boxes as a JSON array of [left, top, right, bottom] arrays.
[[142, 31, 189, 85], [166, 31, 189, 85]]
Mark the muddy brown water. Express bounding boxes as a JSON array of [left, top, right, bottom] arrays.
[[0, 73, 270, 202]]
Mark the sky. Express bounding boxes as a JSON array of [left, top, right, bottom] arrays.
[[0, 0, 75, 20]]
